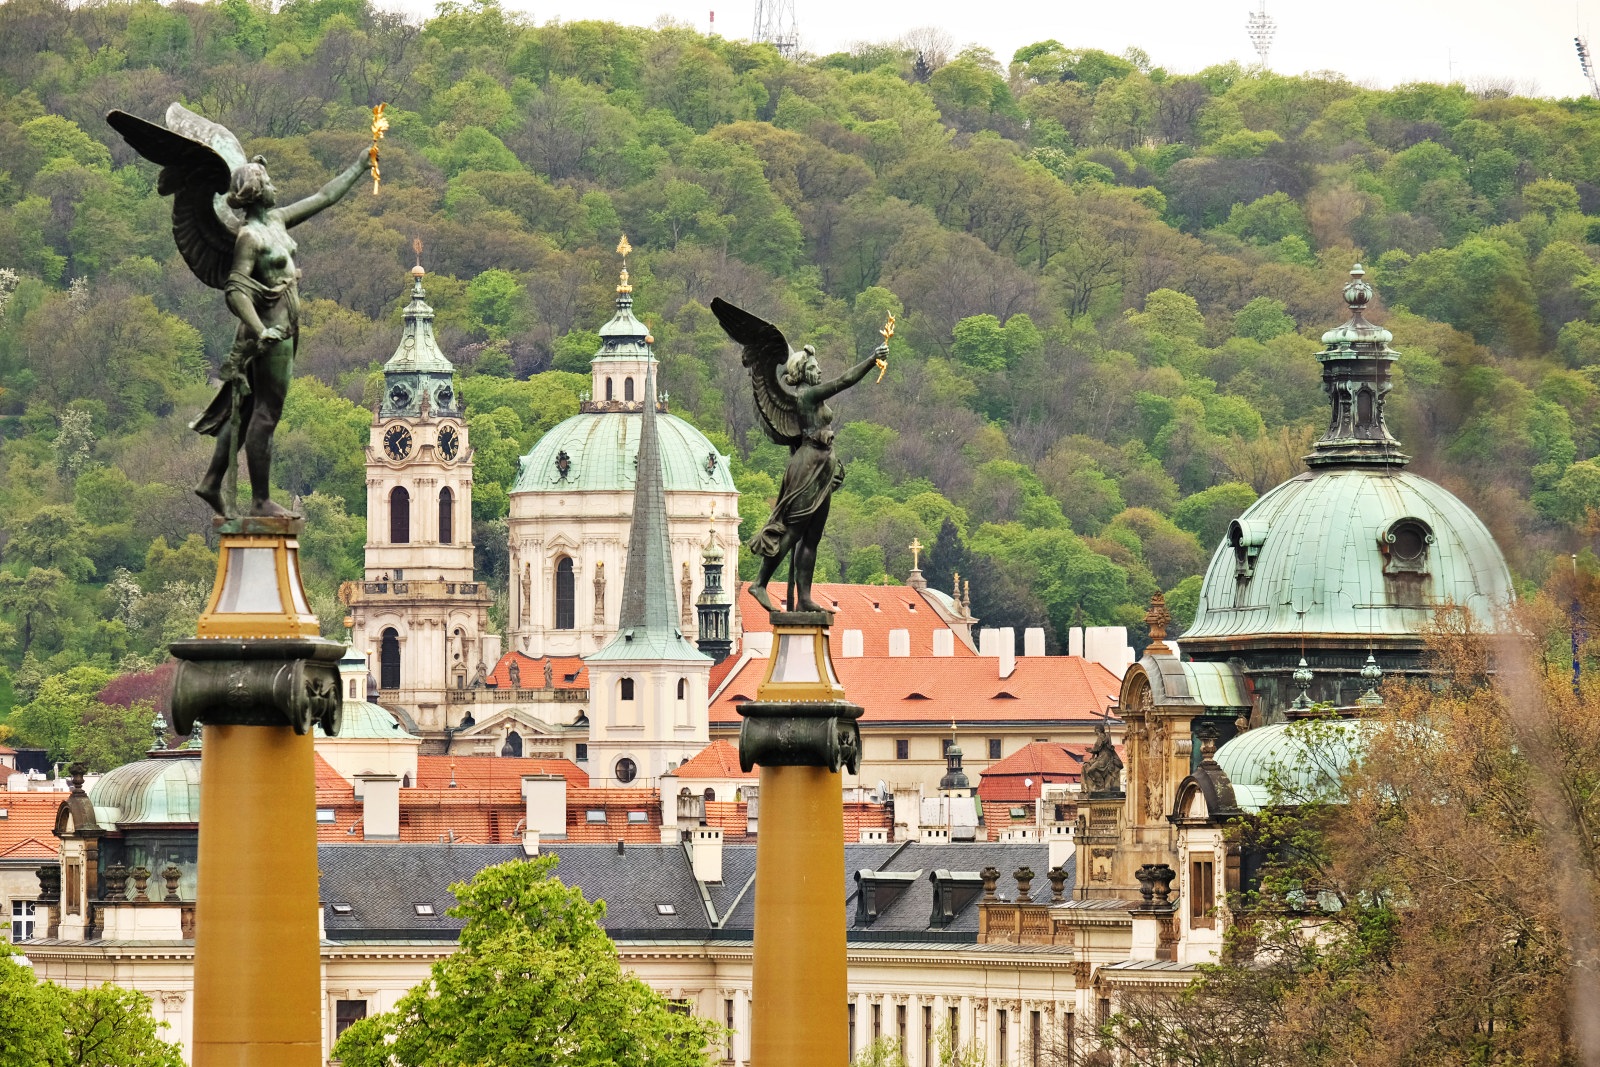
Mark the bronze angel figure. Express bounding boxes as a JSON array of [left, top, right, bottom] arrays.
[[106, 104, 367, 519], [711, 298, 887, 614]]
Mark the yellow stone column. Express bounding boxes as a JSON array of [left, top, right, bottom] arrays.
[[170, 518, 345, 1067], [738, 613, 862, 1067]]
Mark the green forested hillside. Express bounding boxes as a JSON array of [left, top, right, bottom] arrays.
[[2, 0, 1600, 756]]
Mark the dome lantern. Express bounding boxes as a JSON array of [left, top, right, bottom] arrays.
[[1306, 265, 1408, 469]]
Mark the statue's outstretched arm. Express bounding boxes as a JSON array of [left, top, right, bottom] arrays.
[[814, 344, 887, 400], [279, 151, 367, 228]]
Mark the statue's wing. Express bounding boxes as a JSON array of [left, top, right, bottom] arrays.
[[710, 297, 802, 447], [106, 107, 240, 290]]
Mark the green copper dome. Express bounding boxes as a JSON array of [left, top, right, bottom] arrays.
[[315, 701, 413, 740], [1183, 267, 1513, 652], [90, 753, 202, 827], [1214, 719, 1375, 812], [512, 411, 734, 495]]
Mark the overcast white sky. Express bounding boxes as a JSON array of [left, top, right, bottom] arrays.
[[377, 0, 1600, 98]]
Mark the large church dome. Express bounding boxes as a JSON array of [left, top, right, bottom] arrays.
[[1182, 267, 1514, 656], [513, 410, 734, 495]]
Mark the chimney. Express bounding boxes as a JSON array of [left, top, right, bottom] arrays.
[[932, 630, 954, 657], [978, 628, 999, 657], [521, 774, 567, 844], [356, 773, 400, 841], [997, 627, 1015, 679], [1023, 628, 1046, 657], [888, 629, 910, 657], [1068, 627, 1083, 657], [480, 633, 503, 669], [690, 826, 723, 883], [522, 830, 540, 856]]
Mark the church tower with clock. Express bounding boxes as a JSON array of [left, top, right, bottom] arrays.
[[343, 259, 496, 743]]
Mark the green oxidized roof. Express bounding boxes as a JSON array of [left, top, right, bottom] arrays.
[[315, 701, 413, 740], [1214, 718, 1375, 812], [1185, 468, 1514, 643], [89, 754, 202, 827], [512, 411, 735, 495]]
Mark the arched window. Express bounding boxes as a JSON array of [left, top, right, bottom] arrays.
[[438, 487, 454, 544], [703, 787, 716, 803], [605, 378, 614, 401], [501, 731, 523, 757], [620, 677, 635, 700], [379, 628, 401, 690], [677, 678, 686, 700], [390, 487, 410, 544], [624, 377, 635, 402], [348, 679, 358, 699], [554, 557, 575, 629]]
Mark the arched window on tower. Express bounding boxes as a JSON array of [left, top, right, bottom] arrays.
[[677, 678, 687, 700], [605, 378, 614, 401], [390, 487, 410, 544], [554, 557, 575, 630], [439, 487, 454, 544], [620, 677, 635, 701], [380, 628, 401, 690], [624, 377, 635, 402]]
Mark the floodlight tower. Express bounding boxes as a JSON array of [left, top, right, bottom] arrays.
[[752, 0, 798, 58], [1577, 36, 1600, 99], [1247, 0, 1276, 69]]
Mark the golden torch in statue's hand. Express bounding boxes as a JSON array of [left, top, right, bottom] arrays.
[[369, 103, 389, 194], [876, 312, 895, 382]]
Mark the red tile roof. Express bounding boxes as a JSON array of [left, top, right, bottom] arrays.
[[415, 755, 588, 790], [668, 739, 755, 780], [703, 800, 750, 841], [737, 582, 976, 660], [843, 801, 893, 842], [0, 793, 64, 860], [485, 653, 588, 691], [710, 655, 1120, 726], [976, 742, 1092, 804], [313, 752, 349, 790], [565, 788, 664, 843]]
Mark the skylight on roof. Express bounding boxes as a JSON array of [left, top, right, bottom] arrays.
[[656, 903, 676, 915], [413, 903, 436, 916], [329, 903, 353, 915], [315, 809, 337, 823], [586, 810, 607, 823], [627, 811, 649, 823]]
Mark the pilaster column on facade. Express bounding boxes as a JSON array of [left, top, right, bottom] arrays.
[[733, 986, 750, 1066], [905, 993, 922, 1067], [959, 995, 972, 1049], [855, 991, 872, 1056]]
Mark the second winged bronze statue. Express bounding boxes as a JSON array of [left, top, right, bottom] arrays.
[[711, 298, 887, 615], [106, 103, 367, 520]]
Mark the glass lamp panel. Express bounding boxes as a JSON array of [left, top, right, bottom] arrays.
[[215, 548, 284, 614], [773, 633, 820, 683], [285, 547, 313, 615]]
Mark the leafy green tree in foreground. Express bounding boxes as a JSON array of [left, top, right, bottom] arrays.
[[0, 945, 183, 1067], [332, 855, 719, 1067]]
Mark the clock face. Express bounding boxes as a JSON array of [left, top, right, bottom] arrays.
[[384, 425, 413, 461], [439, 426, 460, 461]]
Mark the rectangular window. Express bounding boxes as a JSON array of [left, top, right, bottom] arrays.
[[942, 738, 953, 756], [1065, 1013, 1075, 1060], [10, 900, 35, 941], [988, 738, 1002, 760], [897, 1003, 907, 1047], [872, 1001, 881, 1040], [949, 1005, 960, 1043], [923, 1005, 933, 1065], [334, 999, 367, 1037], [1191, 855, 1217, 927], [1097, 998, 1111, 1026], [848, 1002, 856, 1055], [725, 998, 735, 1061], [1030, 1010, 1041, 1067], [895, 739, 909, 760], [575, 743, 588, 762], [997, 1009, 1008, 1063], [316, 808, 336, 823]]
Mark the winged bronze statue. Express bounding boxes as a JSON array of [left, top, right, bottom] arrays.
[[106, 103, 367, 520], [711, 298, 887, 614]]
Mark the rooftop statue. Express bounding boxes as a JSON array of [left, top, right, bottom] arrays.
[[711, 298, 888, 614], [106, 104, 369, 520]]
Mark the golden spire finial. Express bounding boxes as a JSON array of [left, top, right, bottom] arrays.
[[908, 537, 923, 571], [616, 234, 633, 293]]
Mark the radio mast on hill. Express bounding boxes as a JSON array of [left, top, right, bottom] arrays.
[[752, 0, 798, 58], [1246, 0, 1276, 69], [1577, 36, 1600, 99]]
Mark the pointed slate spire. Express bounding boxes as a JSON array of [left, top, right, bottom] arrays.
[[590, 360, 708, 663]]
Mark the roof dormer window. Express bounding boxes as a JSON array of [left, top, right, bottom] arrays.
[[1381, 517, 1434, 575]]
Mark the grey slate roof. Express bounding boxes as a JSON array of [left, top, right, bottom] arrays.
[[317, 841, 1071, 944]]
